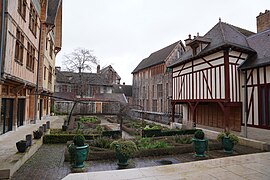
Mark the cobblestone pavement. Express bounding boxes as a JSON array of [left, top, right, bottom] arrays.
[[11, 144, 70, 180], [11, 143, 264, 180]]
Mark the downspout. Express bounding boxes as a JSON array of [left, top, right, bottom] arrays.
[[34, 24, 43, 123], [243, 70, 248, 138], [0, 0, 6, 78]]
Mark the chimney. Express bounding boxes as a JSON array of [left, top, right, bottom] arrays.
[[97, 65, 100, 73], [257, 10, 270, 33], [184, 34, 192, 51]]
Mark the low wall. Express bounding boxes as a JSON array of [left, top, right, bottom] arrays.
[[131, 109, 182, 125], [55, 101, 121, 115]]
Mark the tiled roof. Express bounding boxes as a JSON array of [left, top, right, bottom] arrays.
[[239, 29, 270, 69], [113, 84, 132, 97], [46, 0, 61, 25], [55, 69, 112, 86], [132, 41, 181, 73], [170, 21, 256, 67]]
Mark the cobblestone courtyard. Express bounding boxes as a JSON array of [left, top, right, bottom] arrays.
[[11, 143, 264, 180]]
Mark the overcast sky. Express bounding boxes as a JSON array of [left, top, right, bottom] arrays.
[[56, 0, 270, 85]]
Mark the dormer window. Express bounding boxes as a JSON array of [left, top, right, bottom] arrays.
[[186, 36, 211, 57]]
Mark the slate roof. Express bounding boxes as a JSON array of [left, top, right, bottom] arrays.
[[170, 21, 256, 67], [239, 29, 270, 69], [53, 92, 76, 101], [92, 93, 128, 104], [100, 65, 121, 79], [132, 41, 181, 73], [113, 84, 132, 97], [46, 0, 61, 25], [55, 69, 112, 86]]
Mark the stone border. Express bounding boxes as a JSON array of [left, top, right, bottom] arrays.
[[203, 128, 270, 151]]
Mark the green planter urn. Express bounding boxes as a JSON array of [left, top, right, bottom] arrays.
[[192, 138, 208, 157], [73, 145, 89, 168], [68, 134, 89, 168], [222, 136, 234, 154], [115, 145, 129, 167]]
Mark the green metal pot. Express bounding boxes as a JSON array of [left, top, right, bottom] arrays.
[[115, 145, 129, 167], [222, 136, 234, 154], [73, 144, 89, 168], [192, 138, 208, 157]]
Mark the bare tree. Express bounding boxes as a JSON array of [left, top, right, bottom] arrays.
[[62, 48, 98, 98], [63, 48, 98, 73]]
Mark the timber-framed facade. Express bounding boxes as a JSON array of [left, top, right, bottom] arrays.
[[170, 10, 270, 133]]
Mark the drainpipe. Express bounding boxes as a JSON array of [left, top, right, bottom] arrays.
[[0, 0, 6, 78], [243, 70, 248, 138], [34, 24, 43, 123]]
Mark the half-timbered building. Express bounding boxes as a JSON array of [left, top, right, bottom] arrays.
[[170, 10, 270, 133], [0, 0, 62, 135], [239, 10, 270, 132], [132, 41, 185, 123]]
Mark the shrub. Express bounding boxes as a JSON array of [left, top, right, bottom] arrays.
[[136, 137, 170, 149], [79, 116, 98, 123], [174, 135, 192, 144], [217, 131, 239, 145], [73, 134, 85, 146], [90, 137, 113, 149], [110, 140, 138, 157], [194, 130, 204, 139]]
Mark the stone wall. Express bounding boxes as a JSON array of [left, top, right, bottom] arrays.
[[131, 109, 182, 125], [55, 101, 121, 115]]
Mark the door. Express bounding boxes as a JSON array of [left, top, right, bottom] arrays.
[[39, 99, 43, 120], [1, 98, 14, 134], [17, 99, 25, 127], [95, 102, 102, 113]]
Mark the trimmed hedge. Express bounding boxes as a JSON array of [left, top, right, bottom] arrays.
[[102, 130, 121, 139], [44, 130, 121, 144], [43, 134, 97, 144], [142, 129, 199, 137]]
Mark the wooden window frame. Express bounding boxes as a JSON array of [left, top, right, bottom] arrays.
[[18, 0, 27, 20], [157, 84, 163, 98], [29, 3, 37, 36], [15, 29, 24, 65], [26, 42, 35, 72]]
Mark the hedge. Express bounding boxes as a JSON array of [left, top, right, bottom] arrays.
[[142, 129, 199, 137], [43, 134, 97, 144], [64, 141, 222, 161], [102, 130, 121, 139], [44, 130, 121, 144]]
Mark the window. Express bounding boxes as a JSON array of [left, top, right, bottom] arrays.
[[152, 100, 157, 112], [18, 0, 27, 19], [61, 85, 67, 92], [29, 3, 37, 36], [152, 85, 155, 98], [44, 67, 46, 80], [15, 29, 24, 64], [49, 39, 53, 58], [26, 42, 35, 71], [259, 84, 270, 128], [157, 84, 163, 98], [48, 66, 52, 83]]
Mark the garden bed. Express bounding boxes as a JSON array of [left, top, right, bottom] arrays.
[[64, 136, 222, 161]]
